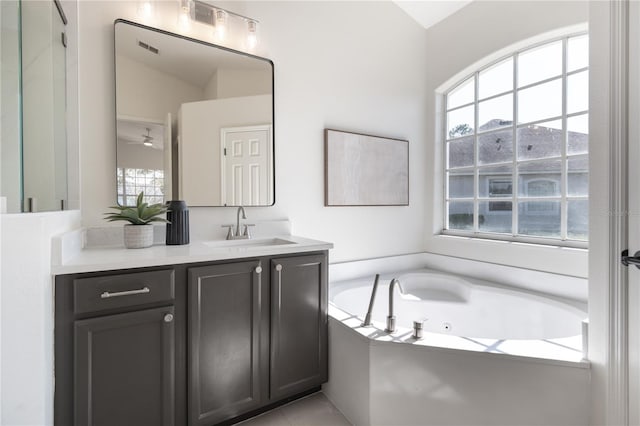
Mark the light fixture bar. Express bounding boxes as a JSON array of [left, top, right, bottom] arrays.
[[192, 0, 258, 25]]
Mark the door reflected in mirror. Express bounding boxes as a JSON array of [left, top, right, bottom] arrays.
[[114, 19, 274, 207]]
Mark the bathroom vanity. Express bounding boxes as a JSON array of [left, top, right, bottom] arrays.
[[53, 236, 331, 426]]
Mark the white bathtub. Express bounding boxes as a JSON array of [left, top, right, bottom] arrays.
[[331, 270, 586, 341], [323, 268, 590, 426]]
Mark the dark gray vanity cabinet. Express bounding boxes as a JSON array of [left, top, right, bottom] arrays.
[[269, 254, 328, 400], [55, 250, 328, 426], [74, 306, 175, 426], [187, 260, 269, 426], [55, 267, 184, 426]]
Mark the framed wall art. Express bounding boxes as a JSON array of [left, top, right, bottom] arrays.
[[324, 129, 409, 206]]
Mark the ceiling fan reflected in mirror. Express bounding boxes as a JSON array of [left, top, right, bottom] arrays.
[[142, 128, 153, 147], [116, 119, 164, 150]]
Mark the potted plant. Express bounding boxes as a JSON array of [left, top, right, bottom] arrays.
[[104, 192, 168, 248]]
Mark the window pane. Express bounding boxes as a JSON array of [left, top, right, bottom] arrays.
[[517, 120, 562, 161], [479, 201, 512, 233], [448, 201, 474, 231], [568, 200, 589, 240], [447, 77, 474, 110], [479, 130, 513, 165], [567, 114, 589, 155], [478, 93, 513, 132], [479, 58, 513, 99], [567, 70, 588, 114], [479, 167, 513, 197], [518, 79, 562, 123], [447, 136, 474, 169], [447, 106, 474, 139], [568, 156, 588, 196], [518, 40, 562, 87], [568, 35, 589, 72], [518, 201, 561, 237], [448, 170, 474, 198], [518, 160, 562, 197]]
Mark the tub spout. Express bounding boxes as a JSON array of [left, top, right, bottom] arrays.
[[385, 278, 401, 333], [362, 274, 380, 327]]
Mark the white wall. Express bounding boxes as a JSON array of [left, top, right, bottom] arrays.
[[0, 210, 80, 426], [116, 54, 203, 122], [78, 1, 428, 263], [422, 1, 589, 278], [117, 139, 164, 170], [179, 95, 271, 205], [215, 68, 271, 99]]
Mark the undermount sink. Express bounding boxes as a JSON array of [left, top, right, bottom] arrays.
[[203, 237, 298, 249]]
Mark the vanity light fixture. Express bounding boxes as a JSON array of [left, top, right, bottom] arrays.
[[137, 0, 154, 20], [247, 20, 258, 49], [178, 0, 192, 30], [190, 1, 259, 47], [215, 9, 227, 40]]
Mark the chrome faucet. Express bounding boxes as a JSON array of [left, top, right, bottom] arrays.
[[222, 206, 254, 239], [236, 206, 246, 237], [385, 278, 401, 333]]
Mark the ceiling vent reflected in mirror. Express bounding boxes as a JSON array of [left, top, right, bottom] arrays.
[[137, 40, 159, 54]]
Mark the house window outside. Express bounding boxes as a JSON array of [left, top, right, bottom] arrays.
[[488, 179, 512, 212], [117, 168, 165, 206], [444, 33, 589, 244]]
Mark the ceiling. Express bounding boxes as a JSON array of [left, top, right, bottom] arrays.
[[392, 0, 474, 29]]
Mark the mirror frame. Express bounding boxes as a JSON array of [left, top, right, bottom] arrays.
[[113, 19, 276, 207]]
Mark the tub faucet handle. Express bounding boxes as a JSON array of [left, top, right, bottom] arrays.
[[413, 319, 427, 340]]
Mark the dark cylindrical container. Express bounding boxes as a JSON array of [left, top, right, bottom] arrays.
[[166, 200, 189, 245]]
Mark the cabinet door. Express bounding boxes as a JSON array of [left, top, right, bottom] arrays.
[[188, 261, 268, 426], [74, 306, 175, 426], [270, 253, 328, 400]]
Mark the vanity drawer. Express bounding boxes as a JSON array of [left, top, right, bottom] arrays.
[[73, 269, 175, 314]]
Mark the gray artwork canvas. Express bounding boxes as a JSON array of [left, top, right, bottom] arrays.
[[325, 129, 409, 206]]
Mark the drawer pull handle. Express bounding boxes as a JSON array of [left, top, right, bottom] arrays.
[[255, 266, 262, 274], [100, 287, 150, 299], [164, 313, 174, 323]]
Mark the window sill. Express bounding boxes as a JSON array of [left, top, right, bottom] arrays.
[[426, 233, 588, 279], [440, 230, 588, 250]]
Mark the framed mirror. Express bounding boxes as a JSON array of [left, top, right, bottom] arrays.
[[114, 19, 274, 207]]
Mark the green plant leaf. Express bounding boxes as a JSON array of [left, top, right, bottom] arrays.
[[103, 191, 168, 225]]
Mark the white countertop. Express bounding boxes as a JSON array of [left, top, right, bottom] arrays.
[[52, 235, 333, 275]]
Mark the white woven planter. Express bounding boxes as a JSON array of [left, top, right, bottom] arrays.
[[123, 224, 154, 249]]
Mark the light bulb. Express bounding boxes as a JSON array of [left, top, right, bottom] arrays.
[[247, 20, 258, 49], [178, 9, 190, 30], [215, 9, 227, 40], [143, 141, 153, 147], [138, 1, 153, 19]]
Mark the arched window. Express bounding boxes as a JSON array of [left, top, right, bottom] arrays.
[[444, 33, 588, 244]]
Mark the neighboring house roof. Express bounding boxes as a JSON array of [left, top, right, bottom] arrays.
[[448, 119, 588, 173]]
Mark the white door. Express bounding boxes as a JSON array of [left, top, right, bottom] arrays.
[[220, 125, 272, 206]]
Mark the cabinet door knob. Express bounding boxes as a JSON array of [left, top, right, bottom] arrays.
[[255, 266, 262, 274], [164, 313, 174, 323], [275, 264, 283, 272]]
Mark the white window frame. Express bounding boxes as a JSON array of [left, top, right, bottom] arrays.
[[117, 167, 165, 206], [442, 32, 589, 248]]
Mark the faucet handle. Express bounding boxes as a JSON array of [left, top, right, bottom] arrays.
[[243, 224, 255, 238], [221, 224, 235, 239]]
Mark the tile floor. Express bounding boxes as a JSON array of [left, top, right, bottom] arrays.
[[234, 392, 352, 426]]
